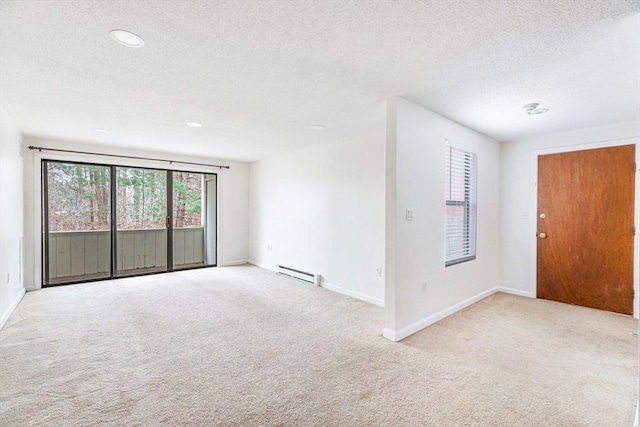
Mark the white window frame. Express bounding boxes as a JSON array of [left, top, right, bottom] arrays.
[[445, 145, 477, 266]]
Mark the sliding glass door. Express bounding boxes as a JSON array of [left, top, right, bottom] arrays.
[[42, 160, 217, 287], [172, 171, 206, 270], [43, 162, 112, 285], [116, 167, 168, 277]]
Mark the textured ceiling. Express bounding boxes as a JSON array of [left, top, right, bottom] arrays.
[[1, 0, 638, 162]]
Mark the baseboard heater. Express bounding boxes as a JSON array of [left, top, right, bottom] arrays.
[[276, 264, 320, 286]]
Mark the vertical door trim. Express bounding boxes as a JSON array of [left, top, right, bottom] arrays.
[[204, 173, 218, 267], [32, 152, 49, 290], [110, 166, 117, 278], [529, 138, 639, 318], [41, 160, 50, 286], [167, 170, 174, 272]]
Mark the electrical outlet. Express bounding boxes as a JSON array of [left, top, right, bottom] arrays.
[[421, 281, 427, 293], [376, 267, 382, 277], [267, 245, 272, 252], [521, 211, 529, 219]]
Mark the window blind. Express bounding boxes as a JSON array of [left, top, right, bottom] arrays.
[[445, 146, 477, 266]]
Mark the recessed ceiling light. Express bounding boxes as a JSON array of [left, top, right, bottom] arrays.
[[93, 128, 108, 133], [186, 122, 202, 128], [522, 102, 549, 115], [110, 29, 145, 48], [311, 125, 325, 130]]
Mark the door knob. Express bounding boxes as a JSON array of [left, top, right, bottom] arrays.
[[538, 232, 547, 239]]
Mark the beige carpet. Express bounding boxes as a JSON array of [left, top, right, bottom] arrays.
[[0, 265, 637, 426]]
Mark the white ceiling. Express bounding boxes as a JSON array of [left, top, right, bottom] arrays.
[[1, 0, 638, 162]]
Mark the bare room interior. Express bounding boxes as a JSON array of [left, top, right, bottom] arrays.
[[1, 1, 638, 426]]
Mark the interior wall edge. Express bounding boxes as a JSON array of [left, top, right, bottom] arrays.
[[0, 288, 25, 331], [389, 97, 501, 335], [0, 106, 26, 325]]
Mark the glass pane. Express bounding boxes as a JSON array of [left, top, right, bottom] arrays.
[[45, 162, 111, 284], [116, 167, 167, 276], [172, 171, 209, 269], [445, 204, 466, 259], [445, 146, 477, 266]]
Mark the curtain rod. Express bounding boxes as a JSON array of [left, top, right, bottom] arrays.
[[28, 146, 231, 170]]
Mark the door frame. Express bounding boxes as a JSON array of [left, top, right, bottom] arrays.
[[32, 150, 221, 290], [528, 138, 640, 318]]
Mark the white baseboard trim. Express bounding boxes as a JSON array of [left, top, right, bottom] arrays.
[[0, 287, 26, 330], [248, 260, 384, 307], [384, 286, 499, 342], [218, 259, 249, 267], [382, 328, 398, 341], [248, 259, 276, 272], [320, 281, 385, 307], [496, 286, 532, 298]]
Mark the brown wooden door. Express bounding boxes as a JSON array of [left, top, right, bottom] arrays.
[[537, 145, 635, 315]]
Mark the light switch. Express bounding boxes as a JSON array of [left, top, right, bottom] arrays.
[[406, 208, 414, 221]]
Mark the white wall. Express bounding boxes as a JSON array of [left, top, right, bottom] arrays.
[[23, 136, 250, 290], [249, 104, 386, 306], [499, 121, 640, 300], [0, 108, 25, 328], [384, 98, 501, 340], [216, 160, 250, 266]]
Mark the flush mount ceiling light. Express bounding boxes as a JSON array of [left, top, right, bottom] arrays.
[[110, 29, 145, 48], [522, 102, 549, 115], [186, 122, 202, 128], [311, 125, 325, 130], [93, 128, 108, 133]]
